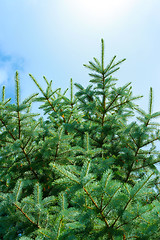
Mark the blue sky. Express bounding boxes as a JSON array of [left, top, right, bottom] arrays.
[[0, 0, 160, 115]]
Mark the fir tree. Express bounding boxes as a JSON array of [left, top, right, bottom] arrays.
[[0, 39, 160, 239]]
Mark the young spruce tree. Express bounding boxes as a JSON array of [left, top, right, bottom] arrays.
[[0, 39, 160, 239]]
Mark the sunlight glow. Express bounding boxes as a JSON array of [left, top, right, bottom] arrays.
[[67, 0, 137, 26]]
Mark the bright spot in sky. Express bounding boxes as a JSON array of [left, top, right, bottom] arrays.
[[67, 0, 137, 26]]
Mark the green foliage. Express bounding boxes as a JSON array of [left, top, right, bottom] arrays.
[[0, 40, 160, 239]]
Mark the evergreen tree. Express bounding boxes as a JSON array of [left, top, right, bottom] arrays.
[[0, 39, 160, 239]]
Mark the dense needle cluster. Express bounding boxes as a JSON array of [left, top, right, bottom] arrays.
[[0, 40, 160, 239]]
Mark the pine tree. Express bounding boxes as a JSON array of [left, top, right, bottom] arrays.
[[0, 39, 160, 239]]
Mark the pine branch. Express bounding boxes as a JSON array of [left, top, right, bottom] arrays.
[[21, 146, 39, 179], [112, 172, 154, 227], [102, 186, 121, 213], [83, 186, 114, 239], [2, 86, 5, 102], [14, 202, 39, 227], [15, 72, 21, 139], [125, 146, 140, 183], [108, 97, 142, 112], [70, 78, 73, 105], [149, 87, 153, 115], [105, 93, 120, 112], [0, 117, 16, 141], [104, 56, 116, 74], [43, 75, 49, 85], [101, 38, 104, 71], [101, 75, 106, 128], [23, 122, 40, 149], [50, 163, 80, 184], [30, 74, 67, 124], [56, 218, 63, 240], [133, 159, 160, 171]]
